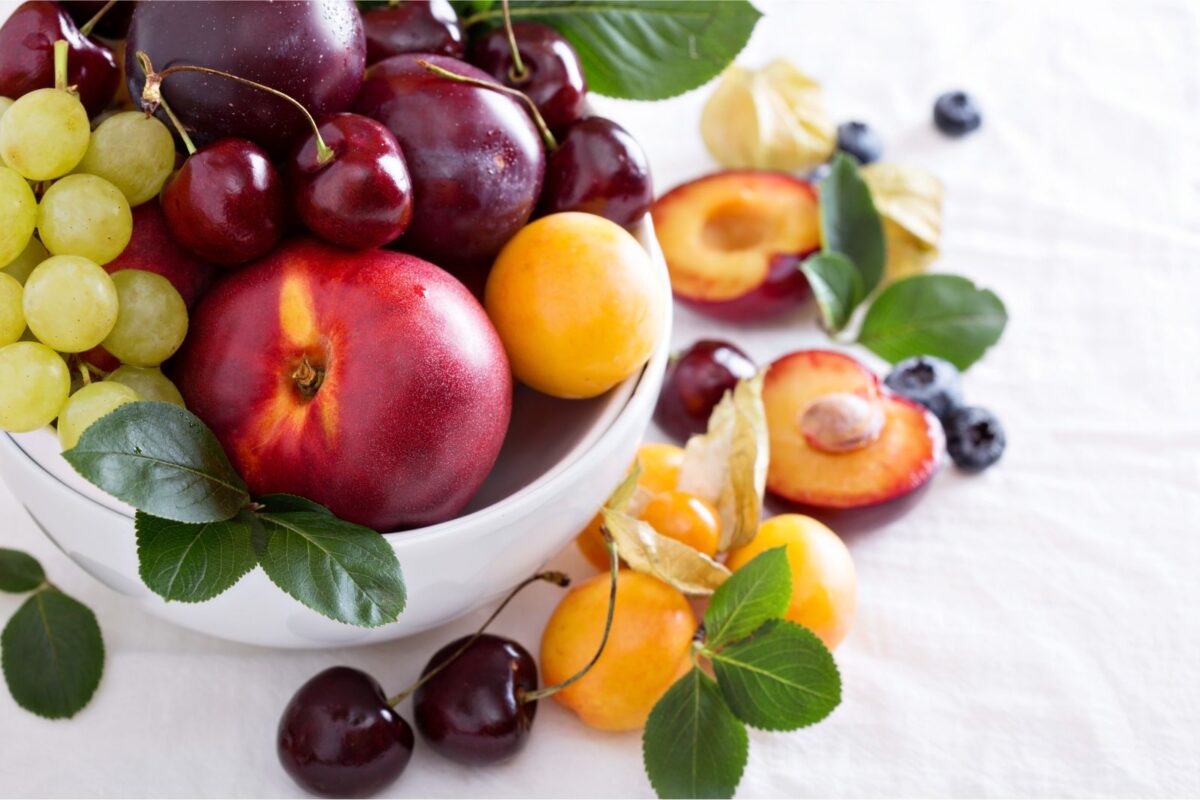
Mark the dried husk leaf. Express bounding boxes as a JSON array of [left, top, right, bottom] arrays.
[[604, 465, 655, 517], [701, 59, 836, 172], [601, 508, 730, 596], [862, 163, 944, 282], [676, 372, 769, 552]]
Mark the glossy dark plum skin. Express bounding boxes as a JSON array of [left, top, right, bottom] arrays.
[[363, 0, 464, 64], [278, 667, 414, 798], [539, 117, 653, 227], [125, 0, 365, 157], [471, 21, 586, 135], [0, 1, 118, 117], [414, 634, 538, 765], [162, 138, 285, 267], [655, 340, 757, 440], [355, 54, 545, 270], [63, 0, 135, 39], [289, 113, 414, 250]]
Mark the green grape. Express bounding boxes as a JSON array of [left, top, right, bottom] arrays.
[[0, 236, 48, 285], [38, 174, 132, 264], [0, 273, 24, 346], [107, 365, 186, 407], [0, 341, 70, 432], [57, 380, 140, 449], [23, 254, 119, 352], [101, 269, 188, 366], [0, 88, 90, 180], [0, 165, 36, 267], [0, 97, 13, 121], [74, 112, 176, 207]]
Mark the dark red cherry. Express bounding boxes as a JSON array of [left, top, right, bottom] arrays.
[[0, 0, 119, 117], [63, 0, 135, 40], [471, 21, 586, 135], [539, 116, 653, 228], [278, 666, 414, 799], [355, 54, 545, 270], [363, 0, 464, 64], [161, 138, 285, 267], [413, 634, 538, 765], [655, 340, 758, 440], [288, 113, 414, 250]]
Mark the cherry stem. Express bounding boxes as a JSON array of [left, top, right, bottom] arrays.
[[53, 40, 68, 91], [520, 532, 619, 704], [145, 57, 335, 165], [501, 0, 529, 83], [386, 570, 571, 707], [78, 0, 116, 37], [415, 59, 557, 151], [135, 51, 196, 155]]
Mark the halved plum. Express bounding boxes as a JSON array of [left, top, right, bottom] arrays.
[[763, 350, 944, 509], [651, 171, 818, 320]]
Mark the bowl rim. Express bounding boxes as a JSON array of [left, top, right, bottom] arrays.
[[1, 217, 673, 545]]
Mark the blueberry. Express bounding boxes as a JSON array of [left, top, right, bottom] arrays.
[[944, 406, 1005, 471], [884, 356, 963, 420], [836, 121, 883, 164], [933, 91, 982, 136]]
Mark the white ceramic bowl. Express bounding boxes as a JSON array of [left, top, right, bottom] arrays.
[[0, 220, 671, 649]]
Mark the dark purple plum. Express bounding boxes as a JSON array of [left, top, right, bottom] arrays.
[[363, 0, 464, 64], [539, 116, 653, 227], [413, 634, 538, 765], [471, 21, 586, 135], [355, 53, 545, 269], [0, 0, 118, 117], [125, 0, 365, 157], [278, 666, 414, 798]]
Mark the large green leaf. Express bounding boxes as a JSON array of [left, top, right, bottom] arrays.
[[63, 401, 249, 523], [643, 667, 748, 799], [711, 619, 841, 731], [1, 589, 104, 719], [703, 547, 791, 650], [857, 274, 1008, 369], [255, 512, 406, 628], [0, 548, 45, 593], [135, 511, 258, 603], [468, 1, 762, 101], [819, 153, 886, 301], [800, 251, 863, 333]]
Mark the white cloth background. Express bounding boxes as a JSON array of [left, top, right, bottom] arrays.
[[2, 1, 1198, 796]]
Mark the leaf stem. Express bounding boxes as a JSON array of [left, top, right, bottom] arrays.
[[501, 0, 529, 82], [137, 54, 335, 164], [53, 40, 69, 91], [386, 570, 570, 707], [415, 59, 557, 151], [78, 0, 116, 37], [521, 532, 619, 703]]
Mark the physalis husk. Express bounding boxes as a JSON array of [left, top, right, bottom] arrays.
[[861, 163, 944, 282]]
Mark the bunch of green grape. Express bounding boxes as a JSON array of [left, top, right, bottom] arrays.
[[0, 83, 189, 449]]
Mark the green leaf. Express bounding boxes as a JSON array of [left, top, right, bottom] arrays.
[[819, 153, 886, 301], [470, 1, 762, 101], [711, 619, 841, 731], [256, 512, 406, 628], [643, 667, 748, 799], [703, 547, 791, 650], [135, 511, 258, 603], [256, 494, 335, 516], [0, 548, 45, 593], [63, 401, 249, 523], [857, 274, 1008, 370], [1, 589, 104, 719], [800, 252, 863, 332]]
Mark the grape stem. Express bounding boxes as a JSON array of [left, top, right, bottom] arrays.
[[501, 0, 530, 83], [53, 40, 69, 92], [78, 0, 116, 37], [135, 52, 335, 165], [385, 570, 571, 707], [415, 59, 558, 152], [520, 531, 619, 704], [135, 51, 197, 155]]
